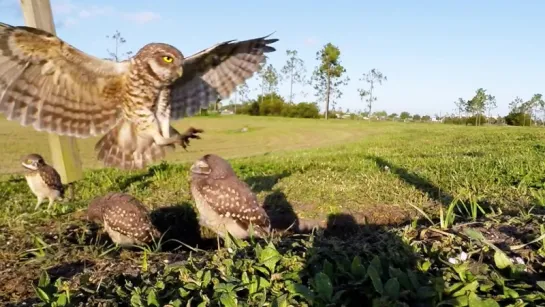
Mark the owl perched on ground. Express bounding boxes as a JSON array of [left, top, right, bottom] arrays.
[[87, 192, 161, 247], [0, 22, 278, 170], [21, 153, 64, 211], [189, 154, 271, 239]]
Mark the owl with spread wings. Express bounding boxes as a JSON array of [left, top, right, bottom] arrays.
[[0, 22, 277, 169]]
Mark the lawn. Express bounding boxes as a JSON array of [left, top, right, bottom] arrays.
[[1, 115, 545, 306]]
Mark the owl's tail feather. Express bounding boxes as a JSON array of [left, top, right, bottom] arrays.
[[95, 119, 166, 170]]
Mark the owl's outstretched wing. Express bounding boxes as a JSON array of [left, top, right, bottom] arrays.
[[0, 23, 129, 138], [168, 34, 278, 119]]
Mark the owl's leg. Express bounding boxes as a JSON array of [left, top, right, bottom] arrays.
[[216, 234, 220, 251], [47, 197, 55, 211], [147, 125, 203, 149], [34, 197, 44, 210]]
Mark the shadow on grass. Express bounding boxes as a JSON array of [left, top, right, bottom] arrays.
[[150, 202, 216, 251], [366, 155, 454, 207], [298, 212, 440, 306], [262, 189, 325, 234], [244, 170, 291, 193], [244, 170, 325, 233]]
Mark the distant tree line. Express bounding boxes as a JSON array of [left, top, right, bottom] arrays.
[[447, 89, 544, 126], [228, 93, 320, 118], [222, 43, 388, 120]]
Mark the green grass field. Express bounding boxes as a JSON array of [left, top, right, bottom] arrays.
[[1, 115, 545, 306]]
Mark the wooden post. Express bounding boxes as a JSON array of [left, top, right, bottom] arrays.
[[20, 0, 83, 185]]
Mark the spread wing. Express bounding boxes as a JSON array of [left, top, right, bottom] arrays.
[[0, 23, 129, 138], [169, 34, 278, 119]]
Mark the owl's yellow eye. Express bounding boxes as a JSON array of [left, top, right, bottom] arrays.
[[162, 56, 173, 63]]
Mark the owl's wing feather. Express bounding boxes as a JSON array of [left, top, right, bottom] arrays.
[[101, 194, 158, 242], [200, 180, 271, 235], [169, 34, 278, 119], [39, 165, 64, 197], [0, 23, 129, 137]]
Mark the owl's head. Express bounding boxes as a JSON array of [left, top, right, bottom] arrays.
[[87, 194, 106, 222], [134, 43, 185, 84], [190, 154, 236, 180], [21, 153, 46, 170]]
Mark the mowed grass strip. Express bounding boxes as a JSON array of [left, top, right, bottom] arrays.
[[1, 116, 544, 227]]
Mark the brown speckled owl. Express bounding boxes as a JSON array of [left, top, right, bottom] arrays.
[[87, 192, 161, 247], [21, 153, 64, 211], [0, 22, 278, 170], [189, 154, 271, 239]]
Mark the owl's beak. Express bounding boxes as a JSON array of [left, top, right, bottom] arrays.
[[189, 162, 199, 174], [21, 161, 36, 170]]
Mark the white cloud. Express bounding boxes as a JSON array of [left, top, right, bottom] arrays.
[[304, 37, 318, 46], [52, 0, 76, 15], [62, 17, 77, 27], [47, 0, 159, 28], [78, 5, 114, 18], [121, 11, 161, 24]]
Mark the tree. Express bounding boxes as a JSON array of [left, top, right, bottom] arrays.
[[106, 30, 133, 62], [233, 83, 250, 113], [373, 110, 387, 119], [413, 114, 421, 121], [517, 94, 545, 126], [465, 88, 489, 126], [312, 43, 349, 120], [509, 96, 524, 112], [454, 98, 466, 118], [400, 111, 411, 121], [281, 49, 307, 104], [485, 94, 497, 120], [506, 96, 536, 127], [260, 64, 281, 95], [357, 69, 387, 120], [532, 93, 545, 125], [388, 113, 398, 120], [422, 115, 431, 121]]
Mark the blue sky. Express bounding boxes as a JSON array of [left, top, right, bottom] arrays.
[[1, 0, 543, 116]]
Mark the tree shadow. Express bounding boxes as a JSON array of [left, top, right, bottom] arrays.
[[244, 170, 291, 193], [262, 189, 325, 234], [243, 170, 325, 233], [298, 212, 438, 306], [150, 202, 217, 251], [366, 155, 454, 207]]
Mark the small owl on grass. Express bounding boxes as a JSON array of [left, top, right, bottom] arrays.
[[87, 192, 161, 248], [189, 154, 271, 242], [21, 153, 64, 211]]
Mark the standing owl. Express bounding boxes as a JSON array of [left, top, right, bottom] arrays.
[[21, 153, 64, 210], [0, 22, 278, 169], [189, 154, 271, 240], [87, 192, 161, 247]]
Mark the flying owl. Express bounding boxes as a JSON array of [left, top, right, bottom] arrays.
[[189, 154, 271, 239], [21, 153, 64, 210], [0, 22, 278, 169], [87, 192, 161, 247]]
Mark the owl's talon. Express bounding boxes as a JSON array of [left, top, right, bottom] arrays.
[[178, 127, 204, 149]]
